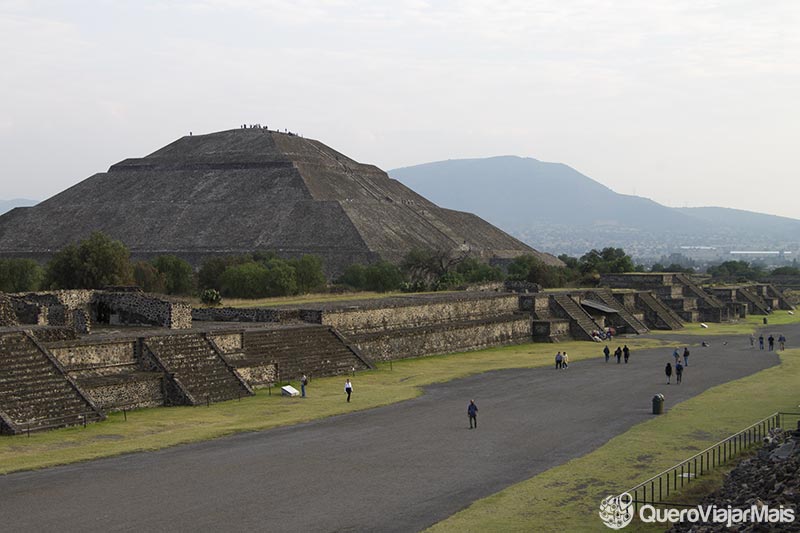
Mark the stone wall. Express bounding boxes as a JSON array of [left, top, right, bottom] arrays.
[[311, 295, 520, 335], [10, 290, 94, 328], [349, 315, 531, 361], [0, 294, 18, 326], [208, 332, 242, 353], [94, 292, 192, 329], [532, 319, 570, 341], [192, 307, 300, 323], [48, 340, 137, 369], [519, 294, 554, 317], [81, 375, 164, 411], [231, 362, 277, 388]]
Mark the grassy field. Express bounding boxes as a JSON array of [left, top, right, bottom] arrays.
[[656, 310, 797, 336], [426, 347, 800, 532], [0, 337, 667, 475]]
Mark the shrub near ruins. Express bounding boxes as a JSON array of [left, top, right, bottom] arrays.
[[0, 258, 43, 292], [45, 232, 133, 289]]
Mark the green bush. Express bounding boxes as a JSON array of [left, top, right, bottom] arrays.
[[364, 261, 404, 292], [152, 255, 195, 295], [200, 288, 222, 306], [290, 255, 326, 294], [339, 264, 367, 289], [0, 258, 44, 292], [45, 232, 133, 289], [133, 261, 167, 293]]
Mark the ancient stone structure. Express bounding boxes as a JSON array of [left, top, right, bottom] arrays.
[[0, 330, 104, 434], [7, 290, 191, 331], [0, 129, 560, 276], [295, 293, 531, 361], [0, 293, 17, 326], [600, 273, 731, 323]]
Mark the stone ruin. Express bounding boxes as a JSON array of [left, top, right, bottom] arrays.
[[1, 276, 794, 434]]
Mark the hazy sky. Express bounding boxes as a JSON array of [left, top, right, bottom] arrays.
[[2, 1, 799, 219]]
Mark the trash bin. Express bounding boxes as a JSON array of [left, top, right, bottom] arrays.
[[763, 317, 768, 325], [652, 394, 665, 415]]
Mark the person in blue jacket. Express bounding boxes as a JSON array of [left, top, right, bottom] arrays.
[[468, 400, 478, 429]]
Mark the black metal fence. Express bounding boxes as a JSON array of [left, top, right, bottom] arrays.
[[628, 412, 800, 511]]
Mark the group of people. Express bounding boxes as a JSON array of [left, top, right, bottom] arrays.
[[665, 346, 690, 384], [751, 333, 787, 351], [591, 327, 616, 342], [554, 351, 570, 369], [602, 344, 631, 363]]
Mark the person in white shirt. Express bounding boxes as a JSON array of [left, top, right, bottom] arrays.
[[344, 378, 353, 402]]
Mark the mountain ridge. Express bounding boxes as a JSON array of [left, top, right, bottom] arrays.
[[389, 156, 800, 258]]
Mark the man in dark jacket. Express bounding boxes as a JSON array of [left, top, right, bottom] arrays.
[[468, 400, 478, 429]]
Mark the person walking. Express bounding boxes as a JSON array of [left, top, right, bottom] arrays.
[[779, 334, 786, 350], [562, 352, 569, 369], [555, 351, 563, 369], [768, 335, 775, 351], [344, 378, 353, 402], [604, 345, 610, 363], [759, 334, 764, 350], [665, 362, 673, 384], [615, 346, 622, 364], [468, 399, 478, 429], [673, 348, 680, 365], [675, 361, 683, 384], [623, 345, 630, 364], [750, 334, 755, 348], [683, 347, 690, 366], [300, 374, 309, 398]]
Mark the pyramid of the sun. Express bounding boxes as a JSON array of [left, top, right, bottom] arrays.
[[0, 129, 560, 274]]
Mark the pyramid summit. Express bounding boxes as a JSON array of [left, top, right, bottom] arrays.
[[0, 128, 559, 274]]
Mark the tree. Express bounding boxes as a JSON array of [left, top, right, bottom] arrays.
[[707, 260, 764, 280], [219, 262, 270, 298], [579, 247, 635, 274], [152, 255, 195, 295], [339, 264, 367, 289], [290, 255, 326, 294], [364, 261, 404, 292], [133, 261, 167, 293], [507, 254, 568, 288], [45, 232, 133, 289], [0, 258, 44, 292], [263, 259, 298, 296], [454, 258, 504, 283], [771, 266, 800, 276]]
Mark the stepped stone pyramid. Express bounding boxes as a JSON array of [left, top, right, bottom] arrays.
[[0, 129, 559, 274]]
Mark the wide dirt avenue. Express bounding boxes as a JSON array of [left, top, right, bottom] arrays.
[[2, 325, 796, 532]]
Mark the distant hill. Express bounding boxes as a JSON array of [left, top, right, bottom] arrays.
[[390, 157, 800, 258], [0, 199, 38, 215]]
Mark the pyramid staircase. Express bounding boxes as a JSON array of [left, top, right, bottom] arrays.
[[243, 325, 372, 381], [674, 273, 725, 310], [144, 333, 253, 405], [588, 289, 649, 334], [737, 287, 771, 315], [636, 292, 684, 330], [0, 331, 104, 434], [550, 294, 602, 341]]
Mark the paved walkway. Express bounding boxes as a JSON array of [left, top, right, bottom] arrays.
[[0, 324, 795, 532]]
